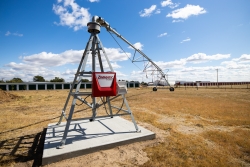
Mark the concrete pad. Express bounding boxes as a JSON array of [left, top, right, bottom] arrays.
[[42, 117, 155, 165]]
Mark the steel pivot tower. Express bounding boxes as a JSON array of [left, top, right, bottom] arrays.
[[56, 17, 139, 149]]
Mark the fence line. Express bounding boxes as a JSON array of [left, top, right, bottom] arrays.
[[0, 82, 140, 91], [175, 82, 249, 89]]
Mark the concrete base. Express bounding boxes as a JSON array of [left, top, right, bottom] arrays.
[[42, 117, 155, 165]]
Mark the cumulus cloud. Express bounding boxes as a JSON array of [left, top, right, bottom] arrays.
[[161, 0, 179, 8], [130, 53, 250, 83], [20, 48, 130, 68], [115, 70, 128, 78], [128, 42, 144, 50], [180, 66, 222, 72], [22, 50, 83, 67], [167, 4, 206, 21], [1, 47, 131, 81], [232, 54, 250, 62], [2, 50, 249, 83], [139, 5, 157, 17], [5, 31, 23, 37], [53, 0, 91, 31], [186, 53, 230, 64], [153, 53, 230, 69], [155, 59, 186, 69], [221, 54, 250, 69], [221, 61, 250, 69], [180, 37, 191, 43], [61, 69, 77, 75], [3, 63, 62, 82], [6, 62, 47, 71], [158, 32, 167, 37], [104, 48, 131, 61]]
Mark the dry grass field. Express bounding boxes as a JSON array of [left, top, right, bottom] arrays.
[[0, 86, 250, 167]]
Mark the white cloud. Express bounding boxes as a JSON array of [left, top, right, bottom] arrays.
[[221, 54, 250, 69], [161, 0, 172, 7], [180, 66, 225, 73], [89, 0, 99, 2], [5, 31, 23, 37], [6, 62, 47, 71], [186, 53, 230, 64], [22, 50, 82, 67], [153, 53, 230, 69], [155, 59, 186, 69], [167, 4, 206, 20], [20, 48, 131, 68], [2, 62, 61, 82], [61, 69, 77, 75], [232, 54, 250, 62], [161, 0, 179, 8], [158, 32, 167, 37], [155, 9, 161, 14], [115, 70, 128, 78], [130, 53, 250, 83], [0, 47, 131, 82], [2, 50, 249, 83], [221, 61, 250, 69], [180, 37, 190, 43], [139, 5, 157, 17], [53, 0, 91, 31], [104, 48, 131, 61], [128, 42, 144, 50]]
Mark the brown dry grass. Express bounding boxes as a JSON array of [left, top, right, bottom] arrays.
[[0, 87, 250, 167]]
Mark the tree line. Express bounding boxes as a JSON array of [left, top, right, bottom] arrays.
[[0, 76, 88, 83]]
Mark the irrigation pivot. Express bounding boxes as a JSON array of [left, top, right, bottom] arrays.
[[94, 16, 173, 91], [56, 15, 173, 148], [56, 16, 141, 149]]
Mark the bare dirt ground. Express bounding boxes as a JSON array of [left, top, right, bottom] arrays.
[[0, 87, 250, 167]]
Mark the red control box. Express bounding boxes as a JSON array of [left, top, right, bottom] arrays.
[[92, 72, 117, 97]]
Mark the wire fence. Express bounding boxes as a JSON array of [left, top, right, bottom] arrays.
[[175, 82, 250, 90]]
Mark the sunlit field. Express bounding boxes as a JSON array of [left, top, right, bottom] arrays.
[[0, 86, 250, 167]]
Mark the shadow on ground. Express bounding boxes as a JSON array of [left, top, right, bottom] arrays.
[[0, 128, 46, 167]]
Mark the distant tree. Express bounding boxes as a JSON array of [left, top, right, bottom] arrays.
[[141, 82, 148, 86], [50, 77, 65, 82], [33, 75, 45, 82], [81, 79, 89, 82], [0, 80, 4, 83], [6, 78, 23, 83]]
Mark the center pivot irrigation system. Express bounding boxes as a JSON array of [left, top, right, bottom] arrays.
[[56, 16, 173, 148], [97, 16, 173, 91]]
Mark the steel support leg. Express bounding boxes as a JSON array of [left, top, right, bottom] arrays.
[[122, 94, 140, 132]]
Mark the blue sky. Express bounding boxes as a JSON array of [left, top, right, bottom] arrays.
[[0, 0, 250, 84]]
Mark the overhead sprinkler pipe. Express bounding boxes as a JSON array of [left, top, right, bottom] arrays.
[[90, 15, 173, 89], [91, 16, 166, 78]]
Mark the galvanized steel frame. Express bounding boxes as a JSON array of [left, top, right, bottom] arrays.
[[57, 30, 139, 148]]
